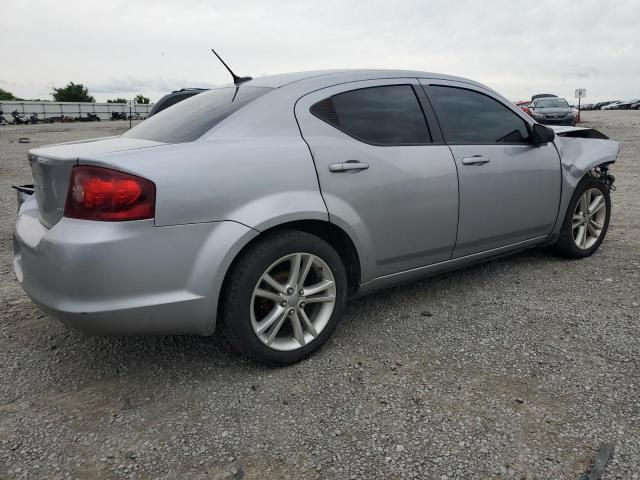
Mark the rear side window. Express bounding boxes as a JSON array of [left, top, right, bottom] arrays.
[[428, 86, 530, 144], [310, 85, 431, 145], [124, 86, 272, 143]]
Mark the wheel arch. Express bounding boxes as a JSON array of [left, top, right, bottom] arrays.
[[551, 169, 612, 258], [550, 135, 619, 238], [218, 220, 363, 323]]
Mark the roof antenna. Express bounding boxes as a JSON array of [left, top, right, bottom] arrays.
[[211, 48, 252, 85]]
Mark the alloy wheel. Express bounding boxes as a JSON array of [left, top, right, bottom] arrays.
[[250, 253, 337, 351], [572, 188, 607, 250]]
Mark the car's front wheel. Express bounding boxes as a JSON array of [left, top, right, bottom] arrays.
[[220, 230, 347, 365], [553, 174, 611, 258]]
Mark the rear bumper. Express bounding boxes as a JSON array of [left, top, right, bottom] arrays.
[[13, 197, 257, 335]]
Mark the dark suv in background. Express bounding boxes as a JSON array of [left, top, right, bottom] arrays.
[[148, 88, 209, 117], [530, 97, 577, 126]]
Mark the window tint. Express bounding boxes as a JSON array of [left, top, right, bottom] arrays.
[[428, 86, 530, 144], [310, 85, 431, 145], [124, 86, 272, 143]]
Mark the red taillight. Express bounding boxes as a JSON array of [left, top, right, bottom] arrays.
[[64, 166, 155, 221]]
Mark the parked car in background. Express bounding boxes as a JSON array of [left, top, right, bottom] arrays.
[[13, 69, 619, 365], [515, 100, 532, 116], [148, 88, 209, 117], [530, 97, 577, 126], [631, 101, 640, 110], [615, 99, 640, 110], [602, 101, 624, 110], [531, 93, 557, 101], [593, 102, 613, 110]]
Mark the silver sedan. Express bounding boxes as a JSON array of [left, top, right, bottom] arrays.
[[13, 69, 619, 364]]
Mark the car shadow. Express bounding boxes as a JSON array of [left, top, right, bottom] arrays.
[[343, 245, 564, 313], [48, 246, 566, 376]]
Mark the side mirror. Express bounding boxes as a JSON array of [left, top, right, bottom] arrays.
[[531, 123, 555, 146]]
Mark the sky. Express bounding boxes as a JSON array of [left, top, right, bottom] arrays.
[[1, 0, 639, 104]]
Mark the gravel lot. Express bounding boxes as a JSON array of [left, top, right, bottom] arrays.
[[1, 112, 639, 480]]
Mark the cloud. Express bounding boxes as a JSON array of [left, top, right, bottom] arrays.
[[90, 76, 219, 94], [1, 0, 638, 103], [564, 66, 601, 80]]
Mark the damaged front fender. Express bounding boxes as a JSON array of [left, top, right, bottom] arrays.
[[552, 126, 619, 185], [549, 125, 620, 238]]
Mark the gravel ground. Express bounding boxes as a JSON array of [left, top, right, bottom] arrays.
[[1, 112, 639, 480]]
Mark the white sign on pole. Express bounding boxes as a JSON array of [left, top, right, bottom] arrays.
[[575, 88, 587, 98]]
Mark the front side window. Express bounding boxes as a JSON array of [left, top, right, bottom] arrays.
[[428, 86, 530, 144], [310, 85, 431, 145]]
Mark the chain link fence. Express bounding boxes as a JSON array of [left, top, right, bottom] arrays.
[[0, 101, 154, 122]]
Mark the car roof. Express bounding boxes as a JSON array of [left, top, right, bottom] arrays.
[[197, 68, 524, 143], [227, 69, 485, 90], [531, 93, 558, 100]]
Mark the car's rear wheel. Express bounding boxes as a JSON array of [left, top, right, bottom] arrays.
[[553, 175, 611, 258], [220, 230, 347, 365]]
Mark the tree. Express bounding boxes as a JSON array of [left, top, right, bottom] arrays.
[[0, 88, 17, 101], [134, 94, 150, 104], [52, 82, 95, 102], [107, 98, 128, 104], [0, 89, 46, 101]]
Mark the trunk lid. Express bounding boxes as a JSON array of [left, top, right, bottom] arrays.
[[28, 136, 164, 228]]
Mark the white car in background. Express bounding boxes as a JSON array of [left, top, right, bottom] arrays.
[[602, 101, 624, 110]]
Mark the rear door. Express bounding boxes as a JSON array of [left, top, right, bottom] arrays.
[[295, 79, 459, 281], [422, 80, 562, 257]]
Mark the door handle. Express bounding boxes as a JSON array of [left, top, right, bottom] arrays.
[[329, 161, 370, 172], [461, 155, 491, 166]]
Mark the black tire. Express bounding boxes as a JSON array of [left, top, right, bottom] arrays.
[[553, 174, 611, 258], [219, 230, 347, 365]]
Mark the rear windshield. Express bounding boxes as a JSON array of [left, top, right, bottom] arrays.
[[124, 86, 272, 143]]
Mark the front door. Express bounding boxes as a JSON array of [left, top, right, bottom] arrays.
[[422, 81, 562, 258]]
